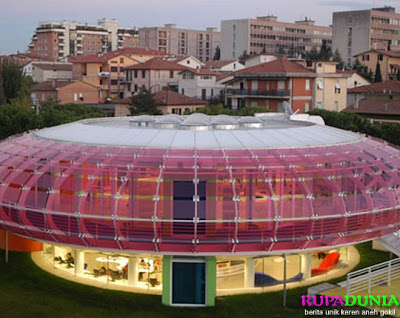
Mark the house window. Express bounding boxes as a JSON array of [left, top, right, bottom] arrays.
[[305, 102, 310, 112], [362, 54, 370, 61], [378, 54, 383, 61], [74, 93, 77, 102], [120, 57, 124, 63], [170, 70, 174, 78], [79, 93, 83, 101], [134, 70, 138, 78], [305, 79, 310, 91], [317, 80, 324, 90], [142, 70, 146, 78], [111, 80, 118, 85], [278, 80, 285, 91], [335, 81, 341, 94], [181, 88, 185, 95], [111, 66, 118, 72], [100, 79, 103, 85], [334, 101, 338, 111], [316, 102, 323, 109], [134, 84, 138, 92]]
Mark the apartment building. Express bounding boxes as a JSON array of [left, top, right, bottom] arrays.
[[28, 19, 138, 61], [178, 68, 222, 101], [124, 58, 188, 95], [333, 6, 400, 66], [32, 80, 99, 105], [221, 16, 332, 60], [226, 58, 316, 112], [139, 24, 221, 62], [30, 62, 73, 82], [354, 49, 400, 81], [70, 49, 160, 99], [297, 61, 349, 111]]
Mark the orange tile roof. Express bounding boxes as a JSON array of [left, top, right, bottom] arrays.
[[179, 68, 218, 76], [115, 89, 207, 106], [235, 58, 315, 76], [205, 60, 237, 69], [33, 80, 75, 91], [344, 99, 400, 116], [125, 58, 188, 71], [33, 63, 72, 71], [348, 80, 400, 94]]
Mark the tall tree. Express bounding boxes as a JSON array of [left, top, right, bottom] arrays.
[[333, 49, 345, 70], [276, 45, 286, 56], [305, 47, 319, 61], [319, 40, 332, 60], [238, 50, 250, 64], [213, 46, 221, 61], [129, 86, 162, 115], [374, 62, 383, 83], [0, 60, 25, 104]]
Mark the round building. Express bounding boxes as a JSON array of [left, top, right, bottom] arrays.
[[0, 113, 399, 306]]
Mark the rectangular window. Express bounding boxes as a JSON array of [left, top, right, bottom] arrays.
[[334, 101, 338, 111], [317, 80, 324, 90], [317, 102, 323, 109], [378, 54, 383, 61], [111, 66, 118, 72], [305, 79, 310, 91], [142, 70, 146, 78], [134, 70, 138, 78], [111, 79, 118, 85], [170, 70, 174, 78], [74, 93, 77, 102], [134, 84, 138, 92], [305, 102, 310, 112], [181, 88, 185, 95], [278, 80, 285, 91]]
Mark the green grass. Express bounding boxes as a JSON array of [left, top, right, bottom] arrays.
[[0, 242, 392, 318]]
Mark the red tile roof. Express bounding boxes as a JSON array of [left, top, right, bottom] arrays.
[[348, 80, 400, 94], [115, 89, 207, 106], [179, 68, 218, 76], [205, 60, 237, 69], [154, 89, 207, 106], [125, 58, 188, 71], [355, 49, 400, 58], [33, 63, 72, 71], [33, 80, 74, 91], [344, 99, 400, 116], [68, 48, 166, 64], [235, 58, 315, 76]]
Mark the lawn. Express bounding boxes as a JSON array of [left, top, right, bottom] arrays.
[[0, 241, 392, 318]]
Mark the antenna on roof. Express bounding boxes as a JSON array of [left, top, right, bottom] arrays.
[[282, 101, 294, 116]]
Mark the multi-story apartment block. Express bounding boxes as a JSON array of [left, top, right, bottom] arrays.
[[124, 58, 188, 95], [28, 19, 138, 61], [220, 16, 332, 60], [297, 61, 349, 112], [138, 24, 221, 62], [69, 48, 164, 99], [333, 6, 400, 66], [354, 49, 400, 81], [226, 58, 316, 112]]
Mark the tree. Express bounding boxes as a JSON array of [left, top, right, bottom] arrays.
[[238, 50, 250, 64], [276, 45, 286, 56], [129, 86, 162, 115], [319, 40, 332, 61], [305, 47, 319, 61], [333, 49, 345, 70], [213, 46, 221, 61], [288, 43, 296, 58], [0, 60, 26, 104], [374, 62, 383, 83]]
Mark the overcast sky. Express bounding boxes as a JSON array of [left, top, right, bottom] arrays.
[[1, 0, 399, 55]]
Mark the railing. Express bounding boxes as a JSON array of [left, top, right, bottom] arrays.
[[227, 89, 290, 97], [346, 257, 400, 295]]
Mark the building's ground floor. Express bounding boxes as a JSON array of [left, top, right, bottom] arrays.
[[35, 243, 359, 306]]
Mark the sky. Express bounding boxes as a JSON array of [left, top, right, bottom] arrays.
[[1, 0, 400, 55]]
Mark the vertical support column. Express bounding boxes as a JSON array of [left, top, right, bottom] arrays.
[[162, 255, 171, 306], [75, 250, 85, 275], [206, 256, 216, 307], [5, 231, 8, 263], [301, 253, 312, 280], [128, 256, 138, 286], [244, 257, 255, 288]]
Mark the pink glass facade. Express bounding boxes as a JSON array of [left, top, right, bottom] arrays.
[[0, 133, 400, 255]]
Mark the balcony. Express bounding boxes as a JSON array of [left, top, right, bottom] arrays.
[[118, 38, 124, 43], [102, 44, 108, 49], [76, 43, 83, 47], [58, 35, 65, 40], [76, 50, 83, 55], [227, 89, 291, 98], [98, 72, 110, 78], [59, 42, 64, 47], [76, 36, 82, 41], [117, 45, 124, 49]]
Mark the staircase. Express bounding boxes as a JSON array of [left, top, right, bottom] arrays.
[[377, 231, 400, 257]]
